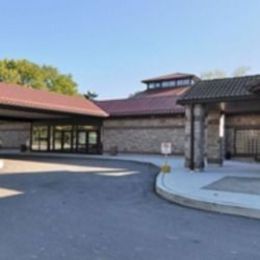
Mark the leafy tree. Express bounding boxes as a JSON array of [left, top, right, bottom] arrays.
[[84, 90, 98, 100], [201, 66, 251, 80], [0, 59, 78, 95], [200, 70, 227, 80], [233, 66, 251, 77]]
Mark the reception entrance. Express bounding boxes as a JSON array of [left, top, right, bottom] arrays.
[[53, 126, 73, 152], [31, 123, 101, 154], [77, 130, 99, 153]]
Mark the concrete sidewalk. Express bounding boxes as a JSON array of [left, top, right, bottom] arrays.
[[2, 151, 260, 219], [156, 158, 260, 219], [83, 153, 260, 219]]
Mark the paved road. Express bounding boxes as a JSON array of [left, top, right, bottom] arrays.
[[0, 156, 260, 260]]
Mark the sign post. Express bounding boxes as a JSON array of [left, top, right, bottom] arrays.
[[161, 142, 172, 173]]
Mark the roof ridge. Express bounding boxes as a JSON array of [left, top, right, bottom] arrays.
[[142, 72, 198, 82], [200, 74, 260, 83], [96, 95, 180, 103]]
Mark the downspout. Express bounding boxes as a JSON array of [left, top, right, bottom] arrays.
[[190, 104, 195, 170]]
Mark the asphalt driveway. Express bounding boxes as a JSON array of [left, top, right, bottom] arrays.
[[0, 155, 260, 260]]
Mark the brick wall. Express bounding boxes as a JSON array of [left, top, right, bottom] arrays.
[[0, 122, 31, 149], [102, 116, 185, 154]]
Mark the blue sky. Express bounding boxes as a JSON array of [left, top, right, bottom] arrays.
[[1, 0, 260, 99]]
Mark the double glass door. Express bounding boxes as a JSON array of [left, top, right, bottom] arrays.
[[54, 129, 72, 152], [31, 124, 101, 154], [77, 130, 99, 153]]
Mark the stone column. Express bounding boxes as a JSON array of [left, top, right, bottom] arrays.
[[193, 104, 206, 171], [184, 105, 192, 168], [184, 104, 206, 171], [207, 110, 225, 165]]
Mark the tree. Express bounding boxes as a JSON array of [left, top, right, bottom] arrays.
[[200, 66, 251, 80], [0, 59, 78, 95], [84, 90, 98, 100], [200, 70, 227, 80], [233, 66, 251, 77]]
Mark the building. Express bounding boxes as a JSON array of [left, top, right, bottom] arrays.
[[0, 82, 108, 153], [96, 73, 199, 154], [178, 75, 260, 170], [0, 72, 259, 170]]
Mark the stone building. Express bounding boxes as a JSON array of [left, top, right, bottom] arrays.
[[178, 75, 260, 170], [0, 72, 259, 169], [0, 82, 108, 153], [96, 73, 199, 154]]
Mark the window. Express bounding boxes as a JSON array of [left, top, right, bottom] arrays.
[[147, 83, 155, 89], [32, 126, 48, 151], [148, 78, 193, 90], [177, 79, 191, 86], [162, 80, 177, 87], [169, 80, 176, 87], [162, 81, 170, 87]]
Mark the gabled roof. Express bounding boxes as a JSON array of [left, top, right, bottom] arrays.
[[178, 74, 260, 104], [0, 83, 108, 117], [96, 84, 190, 117], [96, 95, 185, 117], [142, 72, 199, 83]]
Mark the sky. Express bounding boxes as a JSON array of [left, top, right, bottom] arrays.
[[1, 0, 260, 99]]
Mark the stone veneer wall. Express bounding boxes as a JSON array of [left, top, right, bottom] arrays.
[[206, 110, 223, 164], [184, 105, 206, 170], [225, 113, 260, 155], [0, 122, 31, 149], [102, 116, 185, 154]]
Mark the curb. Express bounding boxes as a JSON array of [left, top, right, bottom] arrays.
[[156, 172, 260, 220]]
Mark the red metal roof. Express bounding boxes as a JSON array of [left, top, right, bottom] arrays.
[[96, 95, 185, 117], [0, 83, 108, 117], [133, 86, 189, 98]]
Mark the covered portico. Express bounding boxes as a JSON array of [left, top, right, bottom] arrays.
[[0, 83, 108, 154], [178, 75, 260, 171]]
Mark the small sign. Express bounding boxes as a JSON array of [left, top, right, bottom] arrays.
[[161, 142, 172, 155]]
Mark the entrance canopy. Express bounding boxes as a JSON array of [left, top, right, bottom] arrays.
[[178, 74, 260, 105], [178, 75, 260, 171]]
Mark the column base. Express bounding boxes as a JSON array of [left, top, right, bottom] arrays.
[[207, 158, 223, 166]]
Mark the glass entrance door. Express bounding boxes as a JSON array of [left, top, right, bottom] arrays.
[[62, 131, 72, 151], [31, 123, 101, 154], [53, 127, 72, 152], [77, 131, 87, 152], [88, 131, 98, 154], [76, 130, 99, 153]]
